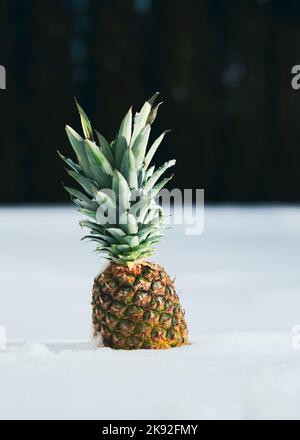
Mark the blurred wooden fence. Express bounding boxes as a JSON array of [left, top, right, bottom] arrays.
[[1, 0, 300, 202]]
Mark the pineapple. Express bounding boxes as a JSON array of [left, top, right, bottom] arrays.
[[59, 93, 188, 349]]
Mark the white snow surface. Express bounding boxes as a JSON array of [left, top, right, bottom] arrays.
[[1, 205, 300, 420]]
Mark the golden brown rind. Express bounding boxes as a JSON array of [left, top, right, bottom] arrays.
[[92, 262, 188, 349]]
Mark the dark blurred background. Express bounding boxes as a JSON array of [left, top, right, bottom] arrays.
[[1, 0, 300, 203]]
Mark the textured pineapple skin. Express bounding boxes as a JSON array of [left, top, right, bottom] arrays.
[[92, 262, 188, 349]]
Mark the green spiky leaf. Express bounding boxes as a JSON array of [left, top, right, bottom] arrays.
[[95, 130, 114, 165], [112, 170, 131, 212], [130, 92, 159, 146], [66, 169, 98, 196], [106, 228, 126, 240], [149, 175, 174, 199], [131, 124, 150, 169], [64, 186, 92, 204], [75, 99, 93, 140], [119, 107, 132, 146], [121, 148, 138, 189], [144, 130, 171, 170], [78, 208, 96, 220], [115, 135, 128, 170], [65, 126, 90, 175], [58, 151, 81, 173], [144, 160, 176, 192], [84, 139, 113, 187], [61, 92, 176, 263]]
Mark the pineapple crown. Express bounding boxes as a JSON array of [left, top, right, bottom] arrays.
[[59, 93, 175, 265]]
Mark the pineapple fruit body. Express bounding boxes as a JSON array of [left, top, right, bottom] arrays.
[[92, 262, 188, 349], [61, 93, 190, 349]]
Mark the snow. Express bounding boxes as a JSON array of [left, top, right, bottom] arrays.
[[1, 206, 300, 420]]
